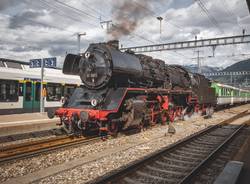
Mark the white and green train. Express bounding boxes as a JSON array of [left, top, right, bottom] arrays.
[[211, 82, 250, 106], [0, 58, 82, 115]]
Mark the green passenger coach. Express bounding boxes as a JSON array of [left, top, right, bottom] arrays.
[[211, 82, 250, 105]]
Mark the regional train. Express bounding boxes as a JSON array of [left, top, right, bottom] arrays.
[[0, 58, 82, 115], [47, 40, 250, 136]]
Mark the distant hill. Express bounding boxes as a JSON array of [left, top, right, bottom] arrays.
[[208, 58, 250, 89], [183, 64, 222, 73], [183, 59, 250, 89], [223, 58, 250, 72]]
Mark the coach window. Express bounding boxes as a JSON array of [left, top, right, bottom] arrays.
[[0, 61, 5, 67], [46, 83, 62, 101], [222, 88, 225, 96], [0, 80, 18, 102]]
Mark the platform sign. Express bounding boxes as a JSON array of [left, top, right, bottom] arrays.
[[30, 59, 42, 68], [43, 57, 57, 68], [29, 57, 57, 68]]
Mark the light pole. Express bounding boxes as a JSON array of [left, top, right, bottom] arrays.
[[157, 16, 163, 39], [40, 60, 44, 113], [77, 32, 86, 55]]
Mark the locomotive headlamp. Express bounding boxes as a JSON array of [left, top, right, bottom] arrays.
[[80, 111, 89, 122], [85, 52, 91, 59], [91, 99, 98, 107], [47, 109, 55, 119]]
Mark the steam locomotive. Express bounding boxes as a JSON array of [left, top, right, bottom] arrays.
[[48, 40, 216, 136]]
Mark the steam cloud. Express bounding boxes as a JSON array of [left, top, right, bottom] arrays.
[[109, 0, 154, 39]]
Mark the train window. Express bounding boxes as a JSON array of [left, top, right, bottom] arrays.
[[5, 61, 22, 69], [46, 83, 62, 101], [0, 61, 5, 67], [0, 80, 18, 102], [25, 82, 32, 101]]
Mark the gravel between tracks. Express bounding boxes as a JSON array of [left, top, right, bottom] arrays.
[[1, 104, 249, 183]]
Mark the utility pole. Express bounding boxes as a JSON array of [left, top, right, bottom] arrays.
[[77, 32, 86, 55], [212, 45, 216, 57], [40, 60, 44, 113], [100, 20, 113, 33], [194, 50, 202, 73], [230, 74, 233, 85]]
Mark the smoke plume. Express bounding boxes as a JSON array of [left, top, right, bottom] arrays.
[[109, 0, 154, 39]]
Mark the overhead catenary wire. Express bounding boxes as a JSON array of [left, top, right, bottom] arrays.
[[220, 0, 242, 30], [131, 0, 184, 31], [36, 0, 100, 27], [129, 0, 193, 59], [52, 0, 156, 44], [54, 0, 99, 20], [195, 0, 223, 33], [59, 0, 157, 44]]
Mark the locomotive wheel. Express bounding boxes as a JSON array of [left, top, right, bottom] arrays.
[[108, 122, 119, 137], [161, 111, 168, 125], [169, 112, 175, 122]]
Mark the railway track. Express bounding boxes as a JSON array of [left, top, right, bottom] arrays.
[[0, 128, 66, 144], [92, 112, 249, 184], [0, 110, 248, 167], [0, 105, 241, 145], [0, 135, 100, 164]]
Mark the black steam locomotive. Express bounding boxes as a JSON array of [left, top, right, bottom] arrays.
[[50, 40, 216, 136]]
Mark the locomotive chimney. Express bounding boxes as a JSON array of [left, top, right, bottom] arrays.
[[107, 40, 119, 49]]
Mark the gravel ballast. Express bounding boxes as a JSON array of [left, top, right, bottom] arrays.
[[1, 104, 249, 184]]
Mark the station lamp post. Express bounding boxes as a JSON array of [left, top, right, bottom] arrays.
[[157, 16, 163, 38], [77, 32, 86, 55]]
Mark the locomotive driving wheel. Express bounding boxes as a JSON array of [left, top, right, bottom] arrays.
[[161, 110, 168, 125]]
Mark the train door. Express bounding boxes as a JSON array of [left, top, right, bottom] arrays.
[[33, 82, 41, 110], [23, 81, 40, 112]]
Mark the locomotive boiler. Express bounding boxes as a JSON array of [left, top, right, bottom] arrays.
[[63, 40, 169, 89], [49, 40, 216, 136]]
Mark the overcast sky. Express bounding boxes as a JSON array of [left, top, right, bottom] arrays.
[[0, 0, 250, 68]]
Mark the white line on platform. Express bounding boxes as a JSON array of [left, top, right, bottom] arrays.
[[0, 118, 59, 125]]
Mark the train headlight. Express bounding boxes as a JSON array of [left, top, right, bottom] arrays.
[[91, 99, 98, 107], [80, 111, 89, 122], [85, 51, 91, 59], [47, 109, 55, 119]]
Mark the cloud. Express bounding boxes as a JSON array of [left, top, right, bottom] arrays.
[[0, 0, 23, 11], [10, 45, 41, 52], [0, 0, 249, 69], [8, 9, 47, 29]]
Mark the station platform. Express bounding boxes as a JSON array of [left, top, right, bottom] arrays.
[[0, 113, 60, 136]]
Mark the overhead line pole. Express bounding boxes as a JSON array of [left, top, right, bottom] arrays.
[[77, 32, 86, 55]]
